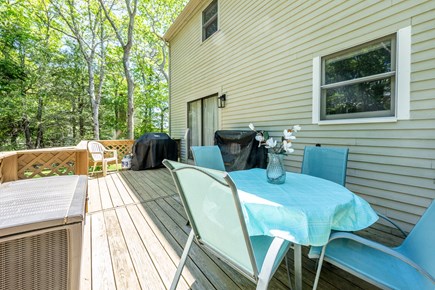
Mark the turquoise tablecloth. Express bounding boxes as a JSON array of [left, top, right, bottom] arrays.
[[229, 168, 378, 246]]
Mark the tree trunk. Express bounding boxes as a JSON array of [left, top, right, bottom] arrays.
[[78, 95, 85, 139], [160, 107, 167, 133], [95, 16, 106, 139], [123, 50, 134, 139], [72, 95, 77, 139], [52, 0, 103, 141], [22, 115, 32, 149], [99, 0, 137, 139], [87, 59, 100, 140], [35, 95, 44, 148], [11, 126, 19, 149]]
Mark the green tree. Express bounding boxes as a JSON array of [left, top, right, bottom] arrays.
[[0, 0, 187, 149]]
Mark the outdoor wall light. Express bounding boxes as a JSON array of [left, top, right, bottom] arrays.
[[218, 94, 226, 108]]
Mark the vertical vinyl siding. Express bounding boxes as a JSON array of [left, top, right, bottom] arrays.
[[168, 0, 435, 231]]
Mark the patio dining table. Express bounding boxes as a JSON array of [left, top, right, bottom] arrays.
[[229, 168, 378, 290]]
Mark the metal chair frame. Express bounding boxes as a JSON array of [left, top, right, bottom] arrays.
[[164, 160, 292, 290], [312, 200, 435, 290]]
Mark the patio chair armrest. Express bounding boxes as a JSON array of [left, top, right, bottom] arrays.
[[328, 232, 435, 283], [104, 149, 118, 158], [89, 151, 104, 160], [376, 211, 407, 238]]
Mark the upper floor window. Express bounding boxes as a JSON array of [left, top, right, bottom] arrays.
[[312, 26, 411, 124], [202, 0, 218, 41]]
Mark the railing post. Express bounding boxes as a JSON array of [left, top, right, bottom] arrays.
[[76, 141, 89, 175], [0, 152, 18, 183]]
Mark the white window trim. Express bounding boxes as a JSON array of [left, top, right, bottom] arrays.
[[396, 26, 411, 120], [312, 26, 411, 125], [312, 56, 321, 124]]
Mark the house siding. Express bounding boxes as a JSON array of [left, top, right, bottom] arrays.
[[167, 0, 435, 231]]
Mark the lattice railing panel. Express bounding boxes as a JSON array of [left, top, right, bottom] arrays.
[[98, 140, 134, 161], [17, 151, 76, 179]]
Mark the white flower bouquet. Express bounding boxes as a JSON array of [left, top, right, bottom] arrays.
[[249, 123, 301, 154]]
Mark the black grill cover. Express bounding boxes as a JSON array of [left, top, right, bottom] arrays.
[[131, 133, 178, 170], [214, 130, 267, 171]]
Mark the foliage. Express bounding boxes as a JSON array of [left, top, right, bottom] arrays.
[[0, 0, 187, 150]]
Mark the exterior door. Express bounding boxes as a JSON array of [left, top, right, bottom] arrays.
[[187, 94, 218, 159]]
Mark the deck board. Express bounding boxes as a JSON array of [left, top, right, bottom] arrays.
[[125, 205, 190, 290], [82, 168, 386, 290], [104, 209, 142, 290], [132, 201, 200, 290], [112, 173, 142, 204], [147, 199, 224, 289], [80, 214, 92, 290], [98, 177, 115, 210], [91, 211, 117, 290], [106, 175, 131, 207], [87, 177, 102, 212]]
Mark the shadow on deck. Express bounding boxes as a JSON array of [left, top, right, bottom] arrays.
[[81, 168, 381, 290]]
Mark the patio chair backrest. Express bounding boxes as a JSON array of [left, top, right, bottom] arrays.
[[301, 146, 349, 186], [88, 141, 105, 162], [163, 160, 257, 278], [191, 146, 226, 171], [399, 200, 435, 278]]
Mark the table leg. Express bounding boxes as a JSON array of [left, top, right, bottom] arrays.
[[294, 244, 302, 290]]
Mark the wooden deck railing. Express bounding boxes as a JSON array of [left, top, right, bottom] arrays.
[[0, 139, 134, 183], [0, 147, 88, 182]]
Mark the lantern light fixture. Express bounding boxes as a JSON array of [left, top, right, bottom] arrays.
[[218, 94, 226, 108]]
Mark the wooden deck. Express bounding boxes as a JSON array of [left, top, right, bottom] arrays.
[[81, 168, 384, 290]]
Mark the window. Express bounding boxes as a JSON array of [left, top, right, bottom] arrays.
[[322, 36, 396, 120], [187, 94, 218, 159], [202, 0, 218, 41], [312, 26, 411, 124]]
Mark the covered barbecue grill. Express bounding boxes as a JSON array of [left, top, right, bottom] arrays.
[[214, 130, 267, 171], [131, 133, 178, 170]]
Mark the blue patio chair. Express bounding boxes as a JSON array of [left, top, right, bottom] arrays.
[[302, 146, 408, 237], [301, 146, 349, 186], [163, 160, 292, 290], [191, 145, 226, 171], [311, 200, 435, 290]]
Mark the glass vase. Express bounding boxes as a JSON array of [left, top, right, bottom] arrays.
[[266, 153, 286, 184]]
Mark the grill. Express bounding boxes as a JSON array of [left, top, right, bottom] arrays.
[[214, 130, 267, 171], [131, 133, 178, 170]]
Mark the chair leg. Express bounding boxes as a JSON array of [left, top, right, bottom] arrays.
[[116, 158, 119, 172], [170, 230, 195, 290], [285, 255, 293, 290], [91, 162, 97, 176], [312, 246, 327, 290], [102, 160, 107, 176]]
